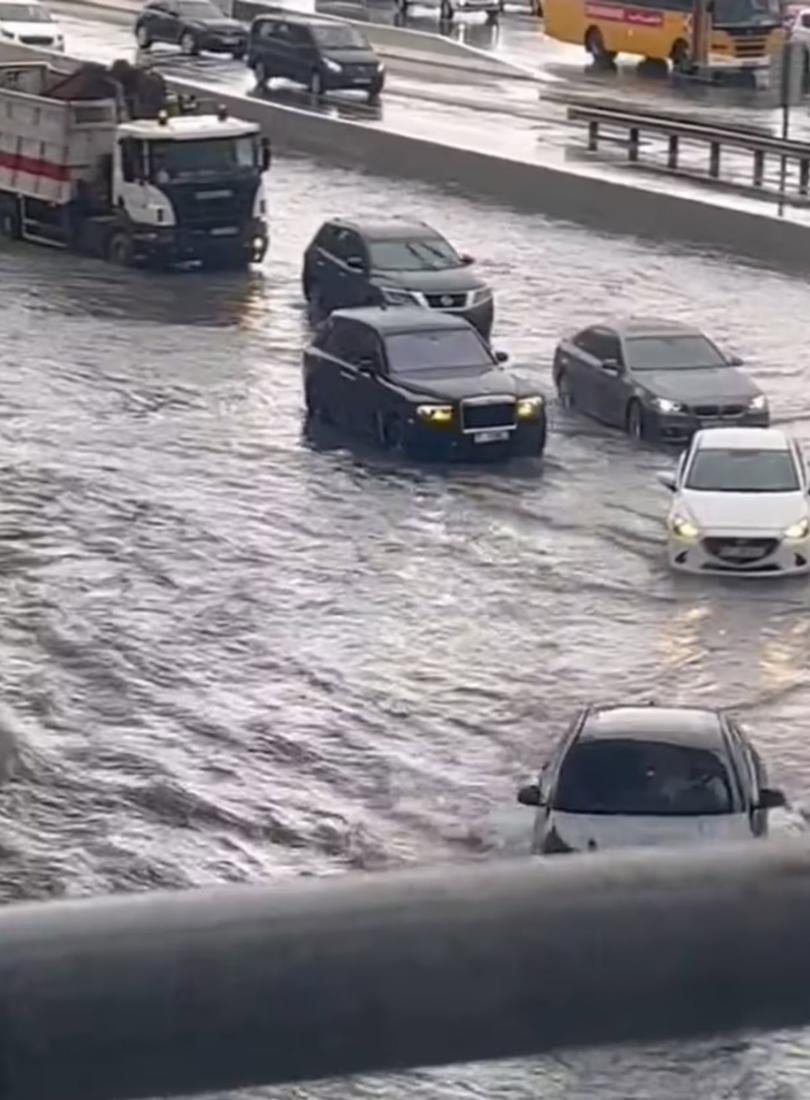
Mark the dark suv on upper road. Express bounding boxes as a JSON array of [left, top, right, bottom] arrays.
[[135, 0, 247, 56], [247, 12, 384, 101], [303, 306, 545, 459], [302, 218, 494, 338]]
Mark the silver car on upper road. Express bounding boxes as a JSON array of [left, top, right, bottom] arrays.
[[660, 427, 810, 577]]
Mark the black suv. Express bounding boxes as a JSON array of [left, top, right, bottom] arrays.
[[303, 306, 546, 460], [247, 13, 384, 102], [303, 218, 494, 338], [135, 0, 247, 56]]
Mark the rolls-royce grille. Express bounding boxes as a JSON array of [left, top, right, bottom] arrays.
[[703, 537, 778, 564], [691, 404, 746, 418], [461, 401, 515, 431], [425, 292, 467, 310]]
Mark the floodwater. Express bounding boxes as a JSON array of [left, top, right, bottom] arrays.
[[1, 153, 810, 1098]]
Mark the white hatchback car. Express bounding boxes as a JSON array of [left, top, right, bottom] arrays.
[[661, 426, 810, 577], [0, 0, 63, 48]]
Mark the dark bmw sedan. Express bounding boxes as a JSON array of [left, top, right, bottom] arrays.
[[135, 0, 247, 56], [303, 307, 546, 459], [552, 318, 769, 443]]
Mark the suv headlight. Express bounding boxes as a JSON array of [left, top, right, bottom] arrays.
[[416, 404, 453, 425], [670, 514, 700, 540], [516, 396, 544, 420], [471, 286, 492, 305], [652, 397, 683, 414], [323, 58, 342, 73], [749, 394, 768, 411], [380, 286, 420, 306], [784, 517, 810, 540]]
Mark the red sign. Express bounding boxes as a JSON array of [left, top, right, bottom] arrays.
[[585, 2, 664, 24]]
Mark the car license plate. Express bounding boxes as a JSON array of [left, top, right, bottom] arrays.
[[700, 419, 726, 428], [718, 546, 761, 560], [473, 429, 509, 444], [352, 76, 368, 83], [210, 226, 238, 237]]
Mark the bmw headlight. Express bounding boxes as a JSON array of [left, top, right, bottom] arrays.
[[784, 517, 810, 540], [652, 397, 683, 414], [670, 514, 700, 540], [416, 404, 453, 426], [380, 286, 420, 306], [748, 394, 768, 411], [323, 58, 342, 73], [515, 396, 544, 420]]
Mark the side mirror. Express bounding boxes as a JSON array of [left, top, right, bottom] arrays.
[[494, 350, 508, 364], [726, 354, 743, 367], [757, 787, 786, 810], [345, 256, 365, 272], [602, 358, 621, 375], [517, 783, 542, 807], [461, 253, 474, 265], [657, 471, 677, 492], [260, 137, 271, 171]]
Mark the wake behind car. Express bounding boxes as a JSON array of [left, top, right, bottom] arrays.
[[247, 13, 384, 102], [302, 218, 493, 337], [0, 0, 63, 49], [661, 426, 810, 576], [553, 317, 768, 443], [517, 703, 785, 855], [135, 0, 247, 56], [303, 307, 545, 459]]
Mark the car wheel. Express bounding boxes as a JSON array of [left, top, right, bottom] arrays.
[[377, 412, 405, 452], [180, 30, 199, 55], [305, 381, 332, 423], [537, 422, 547, 456], [556, 371, 574, 409], [135, 22, 152, 48], [0, 198, 20, 240], [232, 45, 246, 59], [309, 68, 324, 97], [626, 400, 645, 441], [108, 232, 133, 267], [254, 59, 270, 87], [367, 83, 382, 104]]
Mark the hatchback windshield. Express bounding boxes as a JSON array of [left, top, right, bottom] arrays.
[[177, 0, 222, 18], [311, 23, 369, 48], [0, 3, 51, 18], [625, 334, 727, 371], [554, 739, 734, 816], [369, 237, 461, 272], [686, 448, 800, 493], [385, 329, 492, 373]]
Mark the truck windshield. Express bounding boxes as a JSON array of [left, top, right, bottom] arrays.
[[149, 136, 258, 182], [713, 0, 781, 25], [0, 3, 52, 19]]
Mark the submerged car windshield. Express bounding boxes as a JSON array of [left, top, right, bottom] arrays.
[[369, 237, 461, 272], [686, 448, 800, 493], [625, 334, 727, 370], [385, 329, 492, 373], [0, 3, 51, 18], [554, 739, 734, 816], [311, 23, 369, 48]]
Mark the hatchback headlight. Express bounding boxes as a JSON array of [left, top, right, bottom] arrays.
[[784, 517, 810, 540], [653, 397, 683, 414], [515, 396, 544, 420], [416, 404, 453, 425], [670, 514, 700, 540], [749, 394, 768, 411], [323, 58, 342, 73]]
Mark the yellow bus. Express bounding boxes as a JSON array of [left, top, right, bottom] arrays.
[[542, 0, 784, 70]]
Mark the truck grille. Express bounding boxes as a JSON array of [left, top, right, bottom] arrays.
[[166, 182, 256, 231], [425, 292, 468, 310], [691, 404, 746, 418], [726, 28, 770, 58], [703, 537, 778, 564], [461, 399, 515, 431]]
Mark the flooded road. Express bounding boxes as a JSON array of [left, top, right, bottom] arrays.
[[0, 150, 809, 1095]]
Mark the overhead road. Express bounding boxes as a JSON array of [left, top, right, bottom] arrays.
[[3, 840, 810, 1100]]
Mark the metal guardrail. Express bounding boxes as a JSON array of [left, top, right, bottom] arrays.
[[3, 840, 810, 1100], [568, 101, 810, 196]]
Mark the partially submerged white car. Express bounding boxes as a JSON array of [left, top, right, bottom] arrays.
[[0, 0, 64, 49], [660, 426, 810, 577]]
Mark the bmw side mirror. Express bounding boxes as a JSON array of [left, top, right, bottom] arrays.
[[495, 350, 508, 363], [461, 253, 474, 265], [657, 471, 677, 492], [517, 783, 542, 807], [757, 787, 786, 810], [260, 137, 271, 171]]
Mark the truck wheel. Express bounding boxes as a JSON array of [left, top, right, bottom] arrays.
[[108, 232, 133, 267], [135, 23, 152, 48], [585, 26, 616, 65], [0, 200, 20, 240], [180, 30, 199, 55]]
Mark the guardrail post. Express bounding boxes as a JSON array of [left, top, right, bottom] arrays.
[[800, 158, 809, 196], [629, 126, 639, 162], [753, 149, 764, 187], [709, 141, 720, 178], [588, 119, 598, 152], [667, 134, 678, 170]]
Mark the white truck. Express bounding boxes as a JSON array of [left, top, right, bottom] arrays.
[[0, 59, 270, 268]]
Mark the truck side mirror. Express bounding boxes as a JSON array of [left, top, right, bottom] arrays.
[[261, 137, 271, 172]]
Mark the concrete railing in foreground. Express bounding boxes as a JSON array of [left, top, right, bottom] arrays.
[[2, 839, 810, 1100]]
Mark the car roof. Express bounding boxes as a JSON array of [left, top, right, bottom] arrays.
[[610, 318, 703, 339], [577, 705, 727, 751], [255, 9, 343, 24], [328, 218, 438, 240], [330, 306, 472, 334], [694, 427, 792, 451]]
